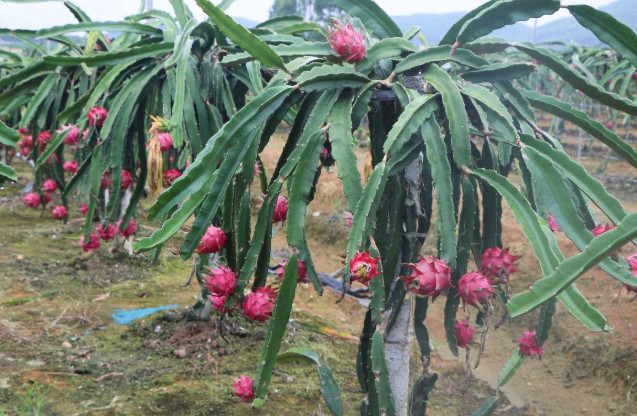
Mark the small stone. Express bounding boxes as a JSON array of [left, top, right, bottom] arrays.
[[173, 348, 187, 359], [62, 341, 72, 349]]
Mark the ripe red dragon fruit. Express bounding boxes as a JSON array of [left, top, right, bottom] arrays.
[[516, 330, 545, 358], [37, 131, 52, 150], [43, 192, 52, 204], [87, 106, 108, 126], [207, 266, 237, 296], [327, 18, 366, 63], [120, 170, 133, 189], [42, 179, 57, 193], [163, 169, 182, 186], [51, 205, 68, 220], [23, 192, 41, 208], [196, 225, 227, 254], [350, 251, 380, 285], [209, 294, 236, 314], [97, 223, 117, 241], [242, 287, 276, 322], [158, 132, 173, 152], [63, 161, 78, 174], [276, 258, 307, 283], [80, 233, 101, 252], [479, 247, 519, 282], [79, 203, 89, 215], [59, 124, 80, 145], [232, 374, 254, 402], [46, 154, 59, 165], [591, 224, 615, 236], [18, 127, 29, 135], [272, 196, 288, 223], [633, 72, 637, 80], [401, 256, 452, 300], [605, 121, 614, 129], [624, 256, 637, 294], [454, 320, 475, 348], [547, 213, 561, 232], [457, 271, 494, 308], [100, 175, 113, 190], [116, 219, 137, 239]]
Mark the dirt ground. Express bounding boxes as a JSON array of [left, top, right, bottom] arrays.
[[1, 131, 637, 415]]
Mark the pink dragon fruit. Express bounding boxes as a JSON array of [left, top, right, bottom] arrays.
[[43, 192, 52, 204], [42, 179, 57, 193], [209, 294, 236, 314], [59, 124, 80, 145], [51, 205, 68, 220], [242, 286, 276, 322], [516, 330, 545, 358], [276, 258, 308, 283], [401, 256, 452, 300], [454, 320, 475, 349], [624, 255, 637, 294], [87, 106, 108, 126], [80, 233, 100, 252], [232, 374, 254, 402], [605, 121, 614, 130], [207, 266, 237, 296], [479, 247, 519, 282], [23, 192, 41, 208], [158, 132, 173, 152], [163, 168, 182, 186], [272, 196, 288, 223], [457, 271, 494, 308], [120, 170, 133, 189], [350, 251, 380, 285], [253, 162, 261, 178], [343, 212, 353, 228], [37, 131, 52, 151], [100, 175, 112, 190], [327, 19, 366, 63], [547, 213, 561, 232], [18, 136, 33, 156], [97, 223, 117, 241], [196, 225, 227, 254], [591, 224, 615, 236], [116, 219, 137, 239], [79, 203, 89, 215], [63, 160, 78, 174]]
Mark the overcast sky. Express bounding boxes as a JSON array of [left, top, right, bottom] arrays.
[[0, 0, 618, 30]]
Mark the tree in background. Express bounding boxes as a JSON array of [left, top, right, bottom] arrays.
[[269, 0, 340, 22]]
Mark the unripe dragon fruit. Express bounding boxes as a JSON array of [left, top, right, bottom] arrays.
[[232, 374, 254, 402], [23, 192, 41, 208], [79, 203, 89, 215], [591, 224, 615, 236], [349, 251, 380, 285], [457, 271, 494, 308], [51, 205, 68, 220], [97, 223, 117, 241], [59, 124, 80, 145], [100, 175, 113, 190], [207, 266, 237, 296], [272, 196, 288, 223], [158, 132, 173, 152], [163, 168, 182, 186], [197, 225, 227, 254], [80, 233, 101, 252], [327, 18, 366, 63], [242, 286, 276, 322], [479, 247, 519, 282], [276, 258, 308, 283], [63, 161, 78, 174], [88, 106, 108, 126], [454, 320, 475, 348], [516, 330, 545, 358], [116, 219, 137, 239], [401, 256, 452, 300], [42, 179, 57, 193], [547, 213, 561, 232], [120, 170, 133, 189]]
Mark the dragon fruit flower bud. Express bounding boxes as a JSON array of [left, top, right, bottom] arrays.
[[80, 233, 101, 252], [59, 125, 80, 145], [547, 213, 561, 232], [454, 320, 475, 349], [478, 247, 519, 282], [97, 223, 117, 241], [63, 161, 78, 174], [276, 258, 308, 283], [591, 224, 615, 237], [23, 192, 41, 208], [457, 271, 494, 308], [87, 106, 108, 126], [42, 179, 57, 193], [516, 330, 545, 358], [207, 266, 237, 296], [163, 169, 182, 186], [349, 251, 380, 285], [401, 256, 452, 300], [51, 205, 68, 220], [196, 225, 227, 254], [272, 196, 288, 223], [242, 286, 276, 322], [116, 219, 137, 239], [158, 132, 173, 152], [327, 18, 366, 63], [232, 375, 254, 402]]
